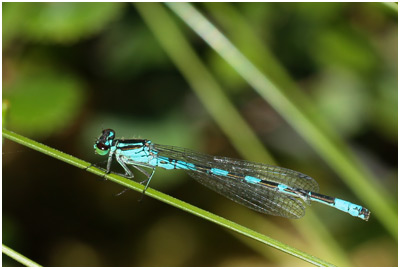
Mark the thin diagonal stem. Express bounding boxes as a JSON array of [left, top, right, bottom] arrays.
[[2, 128, 335, 266]]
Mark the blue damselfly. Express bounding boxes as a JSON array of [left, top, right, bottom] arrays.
[[94, 129, 370, 221]]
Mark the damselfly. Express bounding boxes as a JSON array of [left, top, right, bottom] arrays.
[[93, 129, 370, 221]]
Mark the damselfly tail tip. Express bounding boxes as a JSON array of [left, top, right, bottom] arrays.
[[361, 207, 371, 221]]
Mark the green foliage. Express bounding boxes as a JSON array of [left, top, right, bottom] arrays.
[[3, 2, 124, 45], [3, 59, 86, 138]]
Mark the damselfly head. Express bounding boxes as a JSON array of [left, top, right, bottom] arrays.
[[93, 129, 115, 155]]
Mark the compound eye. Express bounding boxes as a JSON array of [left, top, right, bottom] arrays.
[[103, 129, 115, 140], [94, 142, 110, 156]]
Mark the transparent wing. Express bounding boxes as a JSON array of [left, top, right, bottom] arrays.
[[154, 144, 319, 219]]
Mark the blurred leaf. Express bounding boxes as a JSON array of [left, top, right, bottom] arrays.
[[3, 63, 86, 138], [3, 2, 124, 45]]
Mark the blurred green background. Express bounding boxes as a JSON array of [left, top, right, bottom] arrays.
[[2, 2, 397, 266]]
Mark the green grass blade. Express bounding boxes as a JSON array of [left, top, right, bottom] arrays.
[[2, 128, 336, 266], [165, 2, 397, 238], [2, 244, 42, 267]]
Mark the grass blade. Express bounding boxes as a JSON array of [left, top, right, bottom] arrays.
[[2, 244, 42, 267], [2, 128, 336, 266]]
